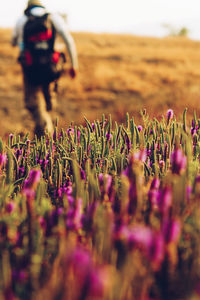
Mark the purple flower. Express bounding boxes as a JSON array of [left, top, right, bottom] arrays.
[[162, 218, 181, 244], [39, 159, 49, 169], [4, 287, 15, 300], [159, 160, 165, 171], [171, 148, 187, 174], [80, 169, 86, 180], [191, 127, 197, 136], [50, 208, 63, 226], [66, 198, 83, 230], [23, 169, 41, 190], [148, 232, 165, 267], [150, 178, 160, 190], [23, 169, 42, 200], [128, 226, 153, 249], [167, 109, 174, 123], [39, 216, 46, 230], [195, 282, 200, 296], [15, 149, 22, 160], [148, 189, 159, 211], [12, 270, 28, 283], [5, 202, 15, 214], [128, 183, 137, 215], [26, 139, 31, 153], [66, 248, 108, 298], [87, 267, 108, 298], [133, 149, 147, 162], [186, 185, 192, 203], [147, 149, 151, 157], [128, 226, 165, 267], [0, 154, 6, 167], [106, 132, 112, 141], [157, 186, 172, 216], [82, 202, 97, 232], [9, 134, 14, 146], [98, 173, 113, 201], [67, 127, 74, 137], [137, 125, 143, 132]]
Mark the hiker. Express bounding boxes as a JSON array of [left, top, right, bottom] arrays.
[[11, 0, 78, 137]]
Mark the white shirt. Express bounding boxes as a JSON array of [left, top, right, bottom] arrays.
[[12, 7, 78, 69]]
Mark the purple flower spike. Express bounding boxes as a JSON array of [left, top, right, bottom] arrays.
[[106, 132, 112, 141], [157, 186, 172, 216], [162, 218, 181, 244], [23, 169, 42, 201], [167, 109, 174, 123], [148, 189, 159, 211], [150, 178, 160, 190], [133, 149, 147, 162], [5, 202, 15, 214], [148, 232, 165, 267], [0, 154, 6, 167], [128, 226, 165, 267], [88, 267, 107, 298], [186, 185, 192, 203], [171, 148, 187, 174], [67, 248, 92, 276], [128, 183, 137, 215], [128, 226, 153, 249], [80, 169, 86, 180], [24, 169, 42, 190], [66, 198, 83, 230], [159, 160, 165, 171], [67, 127, 74, 137]]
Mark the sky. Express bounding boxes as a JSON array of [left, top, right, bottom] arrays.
[[1, 0, 200, 39]]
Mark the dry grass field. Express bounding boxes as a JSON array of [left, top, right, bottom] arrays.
[[1, 28, 200, 138]]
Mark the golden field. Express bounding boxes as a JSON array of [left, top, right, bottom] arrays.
[[1, 28, 200, 137]]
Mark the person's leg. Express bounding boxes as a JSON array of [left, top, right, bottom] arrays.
[[42, 82, 58, 112], [23, 73, 54, 137]]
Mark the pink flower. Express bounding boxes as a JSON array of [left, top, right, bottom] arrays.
[[137, 125, 143, 132]]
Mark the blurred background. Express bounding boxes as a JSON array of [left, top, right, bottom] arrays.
[[2, 0, 200, 39], [1, 0, 200, 137]]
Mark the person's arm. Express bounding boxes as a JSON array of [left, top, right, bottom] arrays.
[[50, 13, 79, 77], [11, 16, 27, 48], [11, 20, 20, 47]]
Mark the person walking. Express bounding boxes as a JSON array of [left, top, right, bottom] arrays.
[[12, 0, 78, 137]]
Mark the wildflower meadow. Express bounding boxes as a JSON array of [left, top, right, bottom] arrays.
[[0, 109, 200, 300]]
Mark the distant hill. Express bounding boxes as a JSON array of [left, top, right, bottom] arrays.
[[1, 28, 200, 137]]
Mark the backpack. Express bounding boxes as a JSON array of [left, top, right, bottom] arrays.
[[20, 12, 66, 85]]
